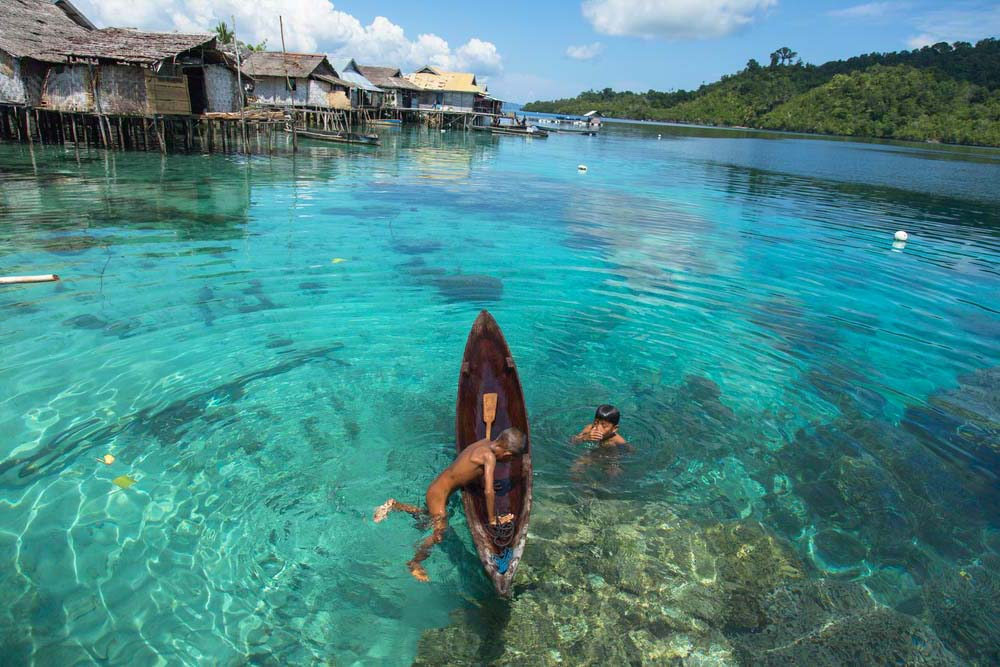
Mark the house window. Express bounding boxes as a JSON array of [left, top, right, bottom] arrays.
[[286, 78, 297, 92]]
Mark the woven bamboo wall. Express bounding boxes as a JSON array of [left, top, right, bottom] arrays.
[[41, 65, 93, 111]]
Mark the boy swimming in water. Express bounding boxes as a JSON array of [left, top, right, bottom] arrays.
[[374, 427, 526, 582], [572, 404, 626, 446], [571, 404, 628, 475]]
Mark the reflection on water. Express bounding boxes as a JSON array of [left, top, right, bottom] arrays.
[[1, 124, 999, 665]]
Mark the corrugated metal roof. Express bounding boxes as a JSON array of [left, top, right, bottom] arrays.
[[314, 73, 353, 88], [404, 69, 485, 94], [339, 62, 381, 92]]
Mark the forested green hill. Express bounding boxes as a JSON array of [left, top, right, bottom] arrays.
[[523, 39, 1000, 146]]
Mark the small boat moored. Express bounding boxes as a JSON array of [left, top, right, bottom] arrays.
[[289, 127, 381, 146], [473, 125, 549, 138]]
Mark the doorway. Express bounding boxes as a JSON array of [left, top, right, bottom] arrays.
[[185, 67, 208, 114]]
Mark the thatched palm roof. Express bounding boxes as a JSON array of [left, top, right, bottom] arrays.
[[1, 0, 224, 68], [354, 64, 422, 91], [0, 0, 91, 62], [244, 52, 321, 78], [55, 29, 216, 66], [243, 52, 353, 88]]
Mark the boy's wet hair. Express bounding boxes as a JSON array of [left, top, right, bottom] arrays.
[[495, 427, 526, 455], [594, 404, 621, 426]]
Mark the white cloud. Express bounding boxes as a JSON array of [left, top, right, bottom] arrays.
[[905, 5, 1000, 49], [828, 2, 909, 19], [581, 0, 776, 39], [566, 42, 604, 59], [906, 33, 937, 48], [73, 0, 502, 74], [455, 38, 502, 74]]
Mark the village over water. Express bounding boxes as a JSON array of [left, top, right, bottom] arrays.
[[0, 0, 602, 151]]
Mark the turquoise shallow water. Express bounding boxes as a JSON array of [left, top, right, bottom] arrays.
[[1, 125, 999, 665]]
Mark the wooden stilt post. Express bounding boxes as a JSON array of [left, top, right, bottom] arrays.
[[96, 114, 107, 148]]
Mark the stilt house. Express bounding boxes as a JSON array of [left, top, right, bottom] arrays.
[[351, 64, 422, 109], [0, 0, 92, 106], [243, 52, 352, 109], [1, 0, 245, 115], [42, 30, 244, 114], [403, 66, 501, 114], [338, 60, 385, 109]]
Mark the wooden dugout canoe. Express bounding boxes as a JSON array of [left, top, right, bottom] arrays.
[[471, 125, 549, 138], [289, 127, 381, 145], [456, 310, 532, 597]]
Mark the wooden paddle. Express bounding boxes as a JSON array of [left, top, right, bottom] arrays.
[[483, 393, 497, 440]]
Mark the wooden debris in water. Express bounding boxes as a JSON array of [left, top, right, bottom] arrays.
[[0, 274, 60, 285]]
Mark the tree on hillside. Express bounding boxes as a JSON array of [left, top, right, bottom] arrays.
[[770, 47, 799, 67]]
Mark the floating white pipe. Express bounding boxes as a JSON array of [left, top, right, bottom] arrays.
[[0, 274, 60, 285]]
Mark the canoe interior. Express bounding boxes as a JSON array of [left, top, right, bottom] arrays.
[[456, 310, 531, 595]]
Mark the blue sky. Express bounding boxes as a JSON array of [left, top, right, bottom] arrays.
[[74, 0, 1000, 102]]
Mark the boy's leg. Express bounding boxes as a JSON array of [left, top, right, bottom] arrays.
[[407, 514, 447, 582], [373, 498, 423, 522]]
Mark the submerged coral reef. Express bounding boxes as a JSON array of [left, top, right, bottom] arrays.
[[415, 497, 961, 665]]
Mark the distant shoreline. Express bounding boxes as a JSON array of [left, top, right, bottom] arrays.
[[524, 110, 1000, 151]]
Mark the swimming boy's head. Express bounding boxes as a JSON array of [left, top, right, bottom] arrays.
[[492, 427, 526, 460], [594, 404, 620, 426], [592, 404, 621, 438]]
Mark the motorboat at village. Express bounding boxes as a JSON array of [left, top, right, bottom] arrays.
[[527, 115, 601, 136]]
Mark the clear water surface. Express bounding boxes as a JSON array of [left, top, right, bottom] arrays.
[[1, 123, 998, 665]]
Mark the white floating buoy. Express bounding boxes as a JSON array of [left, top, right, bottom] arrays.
[[657, 134, 662, 140], [577, 164, 588, 172], [894, 230, 908, 242]]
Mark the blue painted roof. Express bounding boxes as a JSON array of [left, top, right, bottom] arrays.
[[339, 69, 381, 92]]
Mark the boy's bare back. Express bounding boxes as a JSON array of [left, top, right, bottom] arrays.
[[434, 438, 496, 491]]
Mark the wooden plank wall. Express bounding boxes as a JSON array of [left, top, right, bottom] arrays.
[[145, 73, 191, 115]]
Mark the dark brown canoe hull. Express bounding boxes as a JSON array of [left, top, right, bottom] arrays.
[[456, 310, 531, 597]]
